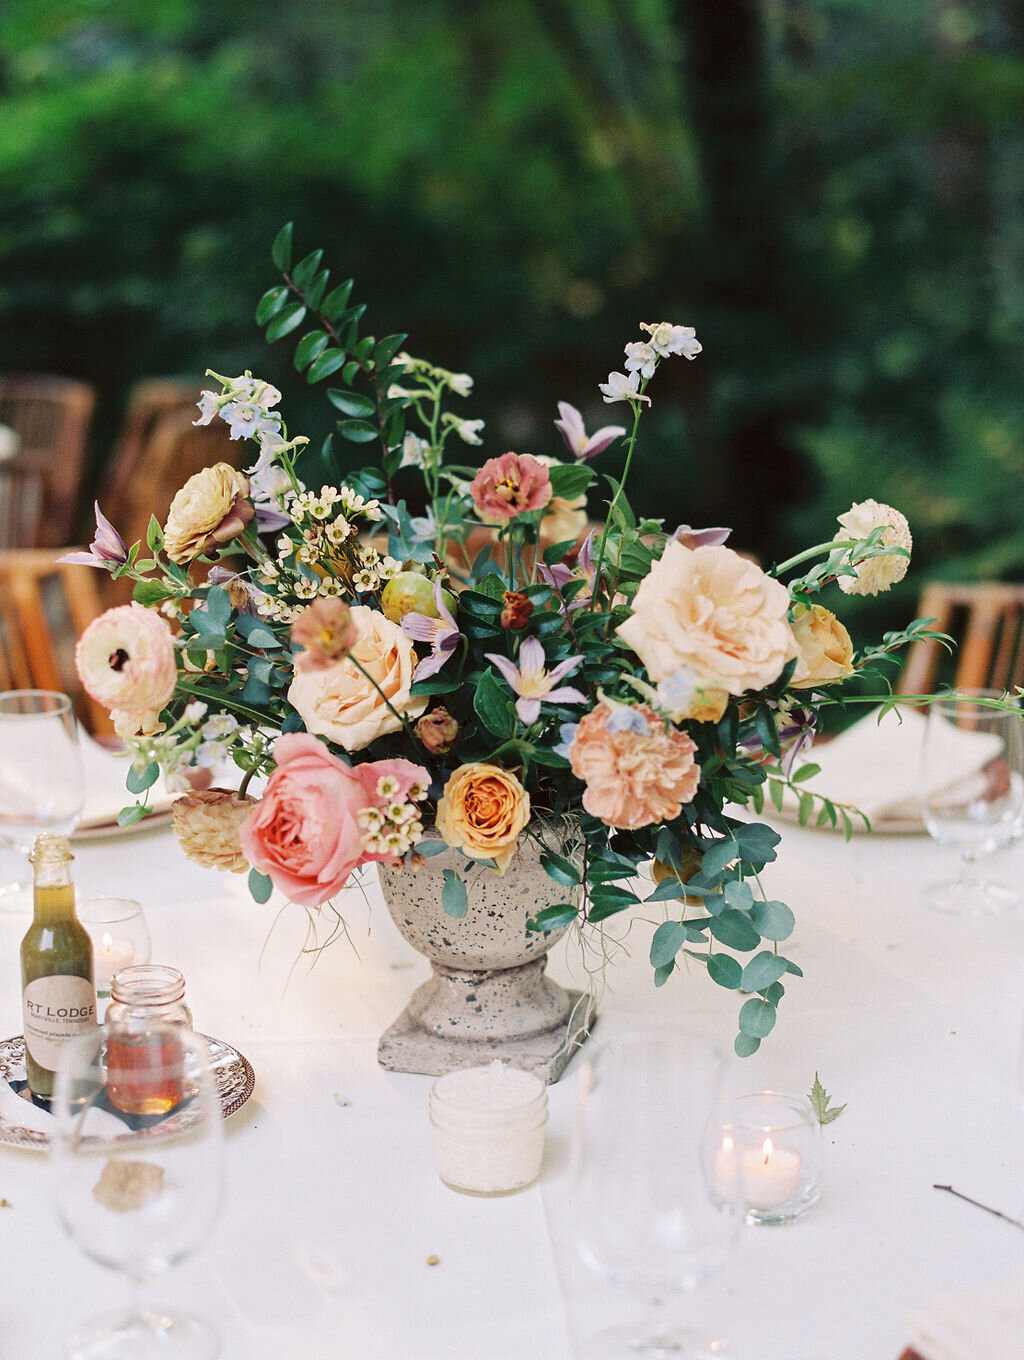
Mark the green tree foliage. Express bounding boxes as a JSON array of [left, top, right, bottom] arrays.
[[0, 0, 1021, 632]]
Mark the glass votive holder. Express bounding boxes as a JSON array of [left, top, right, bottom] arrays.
[[76, 897, 152, 1004], [713, 1091, 823, 1226], [429, 1060, 548, 1196]]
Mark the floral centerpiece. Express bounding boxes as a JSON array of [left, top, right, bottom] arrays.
[[69, 225, 944, 1057]]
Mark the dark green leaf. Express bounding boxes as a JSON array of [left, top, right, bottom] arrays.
[[473, 669, 516, 738], [791, 761, 822, 784], [321, 279, 354, 321], [266, 303, 307, 342], [306, 349, 350, 384], [539, 851, 581, 887], [327, 389, 377, 418], [374, 333, 408, 369], [292, 330, 329, 370], [527, 903, 578, 932], [256, 285, 289, 326], [338, 419, 379, 443], [271, 222, 293, 271], [291, 248, 324, 291]]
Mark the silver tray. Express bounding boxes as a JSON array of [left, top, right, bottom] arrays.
[[0, 1032, 255, 1151]]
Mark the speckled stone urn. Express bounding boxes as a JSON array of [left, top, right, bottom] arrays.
[[376, 829, 595, 1084]]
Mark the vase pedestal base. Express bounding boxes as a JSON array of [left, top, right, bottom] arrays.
[[377, 958, 595, 1085]]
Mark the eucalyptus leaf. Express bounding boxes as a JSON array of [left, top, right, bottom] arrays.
[[650, 920, 688, 969], [738, 996, 777, 1038], [126, 762, 159, 795], [248, 868, 274, 905], [441, 869, 468, 918]]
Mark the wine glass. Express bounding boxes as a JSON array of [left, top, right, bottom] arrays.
[[569, 1030, 744, 1359], [920, 689, 1024, 915], [0, 690, 85, 905], [51, 1021, 225, 1359]]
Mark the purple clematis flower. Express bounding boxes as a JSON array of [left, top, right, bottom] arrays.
[[668, 524, 732, 550], [484, 637, 587, 726], [553, 402, 627, 462], [58, 502, 129, 568], [401, 581, 462, 682]]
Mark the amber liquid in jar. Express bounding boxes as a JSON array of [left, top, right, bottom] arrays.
[[105, 964, 192, 1117]]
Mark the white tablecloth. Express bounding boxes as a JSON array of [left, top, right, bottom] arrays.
[[1, 814, 1023, 1359]]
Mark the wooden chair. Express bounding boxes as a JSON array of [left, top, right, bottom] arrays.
[[0, 548, 113, 736], [897, 581, 1024, 695], [0, 375, 96, 548], [100, 379, 203, 536]]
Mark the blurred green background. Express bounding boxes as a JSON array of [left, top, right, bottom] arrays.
[[2, 0, 1022, 639]]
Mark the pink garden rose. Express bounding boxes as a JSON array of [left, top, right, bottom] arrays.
[[239, 734, 369, 906], [568, 703, 700, 830], [75, 603, 178, 737], [616, 542, 798, 696], [469, 452, 552, 522]]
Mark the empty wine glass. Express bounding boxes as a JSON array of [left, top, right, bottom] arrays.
[[0, 690, 85, 906], [569, 1030, 744, 1359], [51, 1021, 225, 1359], [920, 690, 1024, 915]]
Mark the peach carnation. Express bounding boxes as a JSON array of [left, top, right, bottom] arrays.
[[616, 541, 797, 696], [469, 452, 552, 522], [568, 703, 700, 830], [75, 603, 178, 737], [172, 788, 255, 874]]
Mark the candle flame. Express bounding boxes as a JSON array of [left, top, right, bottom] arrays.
[[101, 931, 113, 952], [762, 1136, 773, 1164]]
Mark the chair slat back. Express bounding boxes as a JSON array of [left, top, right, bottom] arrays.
[[0, 375, 96, 547], [0, 549, 112, 735], [898, 582, 1024, 695]]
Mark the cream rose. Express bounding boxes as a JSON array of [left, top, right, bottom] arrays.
[[789, 603, 854, 688], [616, 542, 798, 695], [435, 762, 531, 874], [287, 605, 427, 751], [163, 463, 254, 564]]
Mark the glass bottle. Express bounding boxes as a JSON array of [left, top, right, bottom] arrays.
[[20, 833, 97, 1101], [105, 964, 193, 1116]]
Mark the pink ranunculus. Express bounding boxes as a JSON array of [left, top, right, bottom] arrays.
[[568, 702, 700, 830], [74, 603, 178, 737], [239, 733, 370, 907], [469, 452, 553, 522]]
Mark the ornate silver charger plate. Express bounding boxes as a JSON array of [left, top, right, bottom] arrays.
[[0, 1033, 255, 1150]]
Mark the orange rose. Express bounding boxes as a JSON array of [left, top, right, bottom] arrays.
[[435, 763, 531, 873]]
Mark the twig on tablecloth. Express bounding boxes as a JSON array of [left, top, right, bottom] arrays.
[[933, 1183, 1024, 1231]]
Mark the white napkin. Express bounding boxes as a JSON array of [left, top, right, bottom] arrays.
[[783, 706, 1003, 824], [905, 1275, 1024, 1360], [77, 732, 175, 831]]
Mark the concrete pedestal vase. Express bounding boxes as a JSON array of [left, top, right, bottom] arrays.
[[376, 829, 594, 1084]]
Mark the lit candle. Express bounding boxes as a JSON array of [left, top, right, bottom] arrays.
[[739, 1136, 802, 1209], [429, 1060, 548, 1195], [93, 931, 135, 996]]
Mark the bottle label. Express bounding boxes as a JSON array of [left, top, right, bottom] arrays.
[[23, 976, 97, 1070]]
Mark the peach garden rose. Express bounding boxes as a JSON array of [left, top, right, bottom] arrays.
[[616, 541, 798, 696], [789, 603, 855, 688], [287, 605, 427, 751]]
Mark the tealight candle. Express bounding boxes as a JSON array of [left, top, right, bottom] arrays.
[[429, 1060, 547, 1196], [93, 932, 135, 997], [739, 1136, 802, 1209]]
